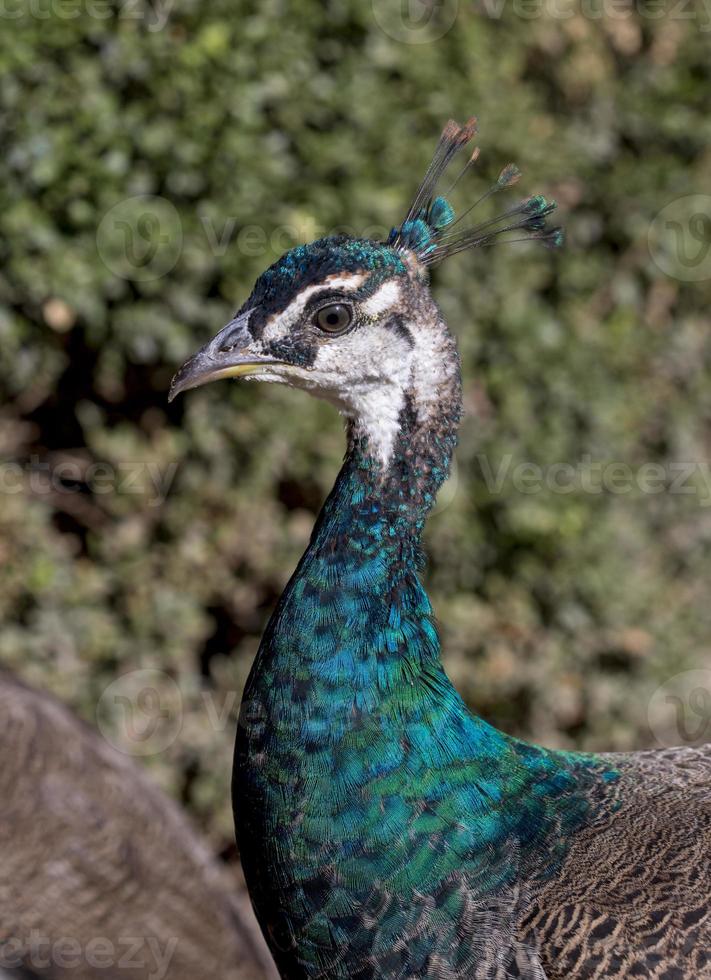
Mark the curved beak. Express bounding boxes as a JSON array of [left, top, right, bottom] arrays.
[[168, 310, 283, 402]]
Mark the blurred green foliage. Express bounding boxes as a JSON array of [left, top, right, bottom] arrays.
[[1, 0, 711, 851]]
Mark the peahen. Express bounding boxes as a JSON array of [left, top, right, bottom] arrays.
[[170, 118, 711, 979], [0, 672, 275, 980]]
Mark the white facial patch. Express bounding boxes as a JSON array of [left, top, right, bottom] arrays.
[[361, 279, 401, 318], [260, 272, 366, 344], [329, 306, 455, 470], [409, 317, 459, 419], [248, 270, 455, 473], [306, 318, 413, 468]]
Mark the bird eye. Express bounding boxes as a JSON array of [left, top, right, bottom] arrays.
[[314, 303, 353, 335]]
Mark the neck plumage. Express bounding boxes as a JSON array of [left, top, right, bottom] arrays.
[[330, 344, 462, 550], [234, 317, 612, 947], [245, 327, 464, 720]]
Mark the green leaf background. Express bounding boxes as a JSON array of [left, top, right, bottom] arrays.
[[2, 0, 711, 850]]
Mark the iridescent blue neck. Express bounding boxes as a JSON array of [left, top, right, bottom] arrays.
[[240, 380, 463, 730], [234, 340, 617, 980], [314, 436, 454, 560]]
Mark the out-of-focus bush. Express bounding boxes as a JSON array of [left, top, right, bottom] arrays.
[[1, 0, 711, 849]]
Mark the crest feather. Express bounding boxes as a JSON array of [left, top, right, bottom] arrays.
[[386, 117, 562, 266]]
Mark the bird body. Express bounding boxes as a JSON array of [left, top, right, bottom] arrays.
[[0, 673, 273, 980], [171, 118, 711, 978]]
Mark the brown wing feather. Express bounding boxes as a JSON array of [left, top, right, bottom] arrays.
[[519, 745, 711, 979]]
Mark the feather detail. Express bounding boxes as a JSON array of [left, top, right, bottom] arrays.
[[386, 118, 562, 265]]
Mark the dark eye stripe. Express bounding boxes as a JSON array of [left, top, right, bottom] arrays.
[[249, 290, 352, 340], [303, 289, 352, 315], [250, 271, 403, 341], [384, 314, 414, 348], [303, 275, 397, 318]]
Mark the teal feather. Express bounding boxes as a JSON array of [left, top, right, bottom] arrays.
[[429, 195, 456, 230], [233, 425, 620, 977]]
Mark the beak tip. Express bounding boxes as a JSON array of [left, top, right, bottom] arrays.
[[168, 311, 261, 403], [168, 360, 196, 403]]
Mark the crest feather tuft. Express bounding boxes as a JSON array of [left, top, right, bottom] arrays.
[[386, 117, 562, 266]]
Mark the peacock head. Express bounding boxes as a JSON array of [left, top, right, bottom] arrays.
[[170, 117, 561, 463]]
